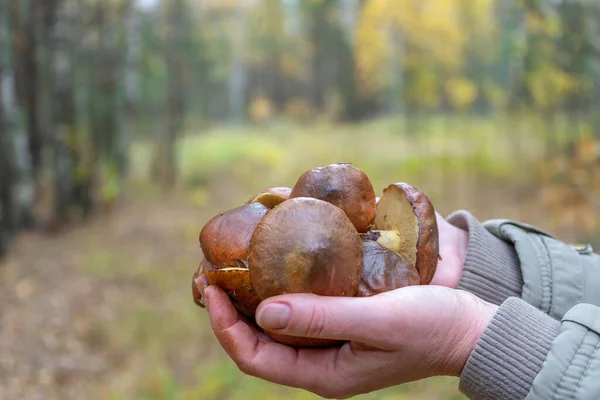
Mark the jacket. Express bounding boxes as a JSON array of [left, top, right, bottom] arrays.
[[447, 211, 600, 400]]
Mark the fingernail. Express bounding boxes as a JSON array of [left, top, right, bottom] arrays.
[[256, 303, 291, 330]]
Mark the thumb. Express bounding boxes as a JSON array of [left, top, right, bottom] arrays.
[[255, 293, 399, 345]]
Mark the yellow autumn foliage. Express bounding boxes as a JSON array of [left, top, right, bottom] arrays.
[[527, 66, 577, 110], [446, 78, 478, 111], [356, 0, 468, 98], [249, 95, 273, 125]]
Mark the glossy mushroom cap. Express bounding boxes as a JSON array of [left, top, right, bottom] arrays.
[[205, 267, 261, 317], [199, 202, 270, 268], [373, 183, 439, 285], [248, 197, 363, 300], [290, 163, 376, 233]]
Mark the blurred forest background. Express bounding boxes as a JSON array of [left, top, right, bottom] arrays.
[[1, 0, 600, 399]]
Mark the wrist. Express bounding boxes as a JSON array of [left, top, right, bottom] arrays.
[[442, 292, 498, 377]]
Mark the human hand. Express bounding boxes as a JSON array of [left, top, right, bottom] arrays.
[[431, 212, 468, 288], [199, 280, 497, 399]]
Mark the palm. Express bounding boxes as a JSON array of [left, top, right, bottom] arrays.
[[430, 212, 467, 288], [203, 284, 493, 399]]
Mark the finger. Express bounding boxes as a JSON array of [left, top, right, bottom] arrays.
[[254, 293, 403, 346], [205, 285, 341, 391], [200, 279, 271, 343], [204, 284, 270, 342], [194, 274, 209, 307]]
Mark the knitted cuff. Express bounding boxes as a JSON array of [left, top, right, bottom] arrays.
[[448, 211, 523, 305], [460, 297, 561, 400]]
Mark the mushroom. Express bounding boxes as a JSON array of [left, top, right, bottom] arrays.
[[199, 202, 270, 268], [248, 197, 363, 347], [246, 187, 292, 208], [205, 267, 261, 317], [290, 163, 376, 233], [356, 241, 419, 297], [370, 183, 439, 285], [193, 166, 441, 348], [249, 197, 363, 299]]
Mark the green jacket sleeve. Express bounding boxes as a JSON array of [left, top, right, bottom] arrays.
[[526, 303, 600, 400], [449, 211, 600, 399], [460, 298, 600, 400], [448, 210, 600, 318], [483, 218, 600, 320]]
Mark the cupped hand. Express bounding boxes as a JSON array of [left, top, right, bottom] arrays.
[[431, 212, 468, 288], [199, 280, 496, 399]]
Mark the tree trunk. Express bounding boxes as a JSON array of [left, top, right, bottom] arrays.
[[120, 0, 139, 183], [11, 0, 44, 190], [52, 0, 81, 222], [0, 0, 35, 251], [154, 0, 186, 188]]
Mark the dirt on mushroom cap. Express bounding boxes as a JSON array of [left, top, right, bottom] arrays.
[[248, 197, 363, 300], [290, 163, 376, 233]]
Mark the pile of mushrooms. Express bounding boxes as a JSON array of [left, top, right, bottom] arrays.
[[192, 163, 439, 347]]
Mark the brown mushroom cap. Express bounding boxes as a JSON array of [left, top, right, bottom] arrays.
[[192, 269, 203, 307], [373, 183, 439, 285], [289, 163, 376, 233], [248, 197, 363, 300], [205, 267, 261, 317], [199, 203, 270, 268], [192, 259, 217, 307], [356, 241, 420, 297], [246, 187, 292, 207], [248, 192, 288, 208]]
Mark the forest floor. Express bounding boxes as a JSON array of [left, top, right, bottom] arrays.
[[1, 121, 598, 399]]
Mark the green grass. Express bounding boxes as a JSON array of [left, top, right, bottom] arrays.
[[132, 114, 555, 197]]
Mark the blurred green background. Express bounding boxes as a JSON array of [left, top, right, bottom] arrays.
[[1, 0, 600, 399]]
